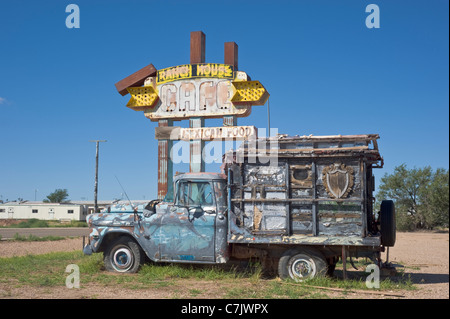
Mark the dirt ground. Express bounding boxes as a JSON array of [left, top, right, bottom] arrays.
[[0, 231, 448, 299]]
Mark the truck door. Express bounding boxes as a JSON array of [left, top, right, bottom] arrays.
[[159, 180, 216, 262]]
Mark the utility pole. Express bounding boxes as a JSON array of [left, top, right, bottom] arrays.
[[89, 140, 107, 213]]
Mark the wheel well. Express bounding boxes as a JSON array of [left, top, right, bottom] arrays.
[[97, 232, 136, 253]]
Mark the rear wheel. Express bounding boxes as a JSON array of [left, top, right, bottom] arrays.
[[104, 237, 144, 273], [278, 248, 327, 281]]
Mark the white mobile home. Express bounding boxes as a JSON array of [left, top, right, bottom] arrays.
[[0, 202, 85, 221]]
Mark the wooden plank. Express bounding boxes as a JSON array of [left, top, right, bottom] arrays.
[[190, 31, 205, 64], [115, 64, 157, 96], [277, 134, 380, 143], [245, 146, 370, 153], [224, 42, 238, 70]]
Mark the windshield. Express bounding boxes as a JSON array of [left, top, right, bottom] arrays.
[[177, 181, 214, 207]]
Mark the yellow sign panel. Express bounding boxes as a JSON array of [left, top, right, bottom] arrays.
[[157, 63, 234, 84], [231, 80, 270, 105], [126, 86, 159, 110]]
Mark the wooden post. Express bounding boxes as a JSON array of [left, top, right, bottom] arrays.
[[224, 42, 238, 70], [190, 31, 205, 64], [342, 246, 347, 280]]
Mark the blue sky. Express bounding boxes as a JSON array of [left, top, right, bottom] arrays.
[[0, 0, 448, 202]]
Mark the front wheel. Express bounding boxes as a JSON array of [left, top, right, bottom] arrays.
[[104, 237, 144, 273], [278, 248, 327, 282]]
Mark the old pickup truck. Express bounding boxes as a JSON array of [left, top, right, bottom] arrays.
[[83, 134, 396, 281]]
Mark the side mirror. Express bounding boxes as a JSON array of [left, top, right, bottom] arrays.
[[188, 206, 204, 221], [143, 200, 160, 217], [143, 209, 155, 218]]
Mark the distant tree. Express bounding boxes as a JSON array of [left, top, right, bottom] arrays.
[[423, 168, 449, 229], [43, 189, 70, 203], [376, 164, 449, 231]]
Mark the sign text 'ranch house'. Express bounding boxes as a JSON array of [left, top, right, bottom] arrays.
[[157, 63, 234, 84]]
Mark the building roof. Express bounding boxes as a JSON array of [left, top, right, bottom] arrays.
[[0, 201, 81, 207], [0, 200, 147, 206]]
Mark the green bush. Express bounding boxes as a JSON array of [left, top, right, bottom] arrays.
[[13, 219, 49, 228]]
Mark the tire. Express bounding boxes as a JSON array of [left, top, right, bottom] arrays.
[[104, 237, 144, 273], [380, 200, 396, 247], [278, 248, 327, 282]]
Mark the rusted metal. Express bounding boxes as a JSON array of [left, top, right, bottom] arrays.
[[157, 119, 173, 200], [225, 134, 383, 245]]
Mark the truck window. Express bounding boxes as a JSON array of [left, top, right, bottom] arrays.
[[177, 182, 214, 207]]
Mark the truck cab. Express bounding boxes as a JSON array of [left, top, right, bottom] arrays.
[[84, 173, 229, 273], [151, 172, 229, 263]]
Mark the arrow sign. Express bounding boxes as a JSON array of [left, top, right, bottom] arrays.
[[231, 80, 270, 105], [126, 86, 159, 111]]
